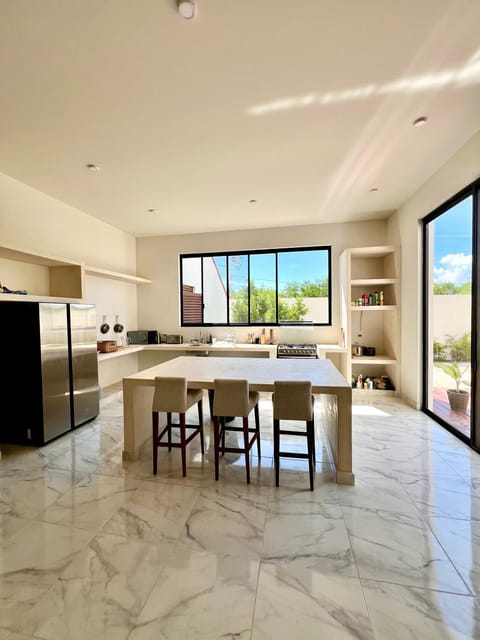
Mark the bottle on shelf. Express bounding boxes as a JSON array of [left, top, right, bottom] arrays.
[[380, 290, 384, 305]]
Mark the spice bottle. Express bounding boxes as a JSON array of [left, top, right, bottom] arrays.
[[379, 290, 384, 305]]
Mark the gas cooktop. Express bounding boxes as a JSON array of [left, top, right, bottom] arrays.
[[277, 344, 318, 358]]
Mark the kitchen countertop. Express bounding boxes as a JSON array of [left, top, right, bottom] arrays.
[[97, 342, 346, 362]]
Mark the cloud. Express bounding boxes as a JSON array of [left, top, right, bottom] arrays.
[[434, 253, 472, 284]]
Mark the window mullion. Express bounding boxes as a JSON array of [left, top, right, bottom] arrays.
[[275, 252, 279, 324]]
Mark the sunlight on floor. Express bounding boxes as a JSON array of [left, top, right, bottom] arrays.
[[352, 405, 391, 417]]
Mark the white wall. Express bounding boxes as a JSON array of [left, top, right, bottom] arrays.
[[136, 220, 387, 345], [0, 171, 139, 342], [387, 129, 480, 408]]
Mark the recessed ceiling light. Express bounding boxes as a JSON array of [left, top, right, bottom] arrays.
[[369, 187, 379, 192], [249, 199, 257, 204], [85, 163, 101, 171], [412, 116, 428, 128], [177, 0, 196, 19], [148, 208, 158, 214]]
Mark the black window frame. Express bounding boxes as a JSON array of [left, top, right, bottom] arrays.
[[180, 245, 332, 327]]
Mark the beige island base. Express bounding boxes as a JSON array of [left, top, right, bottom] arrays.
[[122, 356, 354, 485]]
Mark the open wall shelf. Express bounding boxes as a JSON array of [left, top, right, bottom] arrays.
[[340, 245, 400, 393]]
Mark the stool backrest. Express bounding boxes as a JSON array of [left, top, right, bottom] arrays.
[[273, 380, 313, 421], [152, 377, 188, 413], [213, 378, 250, 417]]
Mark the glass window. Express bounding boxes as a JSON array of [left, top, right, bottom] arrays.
[[204, 256, 227, 323], [278, 249, 330, 324], [229, 255, 249, 324], [180, 246, 331, 326], [423, 194, 473, 442], [249, 253, 276, 323]]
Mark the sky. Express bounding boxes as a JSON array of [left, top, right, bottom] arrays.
[[433, 195, 473, 285], [214, 250, 329, 291]]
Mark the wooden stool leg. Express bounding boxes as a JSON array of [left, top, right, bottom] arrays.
[[213, 416, 220, 481], [273, 418, 280, 487], [307, 419, 314, 491], [152, 411, 159, 475], [254, 403, 261, 458], [180, 412, 187, 477], [167, 412, 172, 451], [243, 416, 250, 484], [198, 400, 204, 454]]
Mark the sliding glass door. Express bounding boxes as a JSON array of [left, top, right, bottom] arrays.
[[423, 183, 478, 446]]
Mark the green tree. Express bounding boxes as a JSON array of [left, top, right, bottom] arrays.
[[433, 281, 471, 294], [445, 332, 471, 362], [457, 282, 472, 294], [282, 278, 328, 297], [230, 283, 308, 323]]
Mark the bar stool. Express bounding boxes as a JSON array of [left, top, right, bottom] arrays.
[[212, 378, 261, 484], [273, 380, 315, 490], [152, 376, 204, 477]]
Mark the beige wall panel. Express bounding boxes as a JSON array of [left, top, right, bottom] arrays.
[[137, 220, 387, 346]]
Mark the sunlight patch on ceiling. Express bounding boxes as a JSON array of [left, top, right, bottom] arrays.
[[247, 49, 480, 116]]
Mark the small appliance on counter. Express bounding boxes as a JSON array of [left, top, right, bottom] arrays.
[[126, 330, 159, 344], [166, 334, 183, 344]]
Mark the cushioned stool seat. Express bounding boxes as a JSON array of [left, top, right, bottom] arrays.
[[212, 378, 261, 484], [152, 376, 204, 477], [273, 380, 315, 490]]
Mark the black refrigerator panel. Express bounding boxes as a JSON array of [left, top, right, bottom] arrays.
[[68, 303, 100, 427], [0, 301, 71, 444]]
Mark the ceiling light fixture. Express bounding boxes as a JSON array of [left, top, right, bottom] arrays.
[[85, 163, 101, 171], [412, 116, 428, 128], [177, 0, 197, 19], [249, 199, 257, 204], [369, 187, 379, 192], [148, 208, 158, 214]]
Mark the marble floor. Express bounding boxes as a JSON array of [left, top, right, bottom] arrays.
[[1, 390, 480, 639]]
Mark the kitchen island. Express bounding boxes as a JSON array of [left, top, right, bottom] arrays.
[[122, 355, 353, 485]]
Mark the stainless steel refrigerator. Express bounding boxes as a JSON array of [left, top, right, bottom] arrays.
[[68, 303, 100, 428], [0, 301, 99, 445]]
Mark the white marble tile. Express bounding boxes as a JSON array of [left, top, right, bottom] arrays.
[[0, 516, 93, 631], [22, 533, 168, 640], [3, 392, 480, 639], [129, 543, 258, 640], [270, 457, 335, 492], [0, 467, 75, 519], [342, 505, 470, 593], [427, 516, 480, 596], [102, 481, 200, 542], [401, 473, 480, 520], [362, 578, 480, 640], [335, 477, 421, 518], [179, 484, 266, 559], [40, 473, 138, 531], [267, 474, 339, 516], [262, 512, 357, 577], [252, 561, 374, 639]]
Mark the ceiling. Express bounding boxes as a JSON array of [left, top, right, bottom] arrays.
[[1, 1, 480, 237]]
